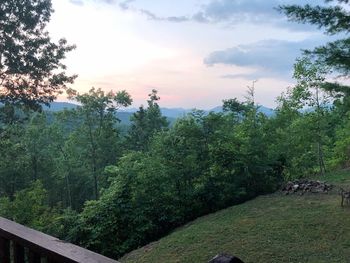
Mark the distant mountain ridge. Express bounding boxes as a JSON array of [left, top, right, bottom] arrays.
[[45, 102, 276, 121], [43, 102, 78, 111], [209, 105, 275, 116]]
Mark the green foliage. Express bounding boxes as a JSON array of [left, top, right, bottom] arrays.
[[223, 98, 248, 114], [280, 2, 349, 35], [66, 87, 132, 200], [0, 0, 76, 111], [0, 123, 30, 197], [279, 1, 350, 79], [330, 114, 350, 168], [127, 89, 168, 151], [1, 85, 350, 260], [0, 181, 59, 233], [265, 58, 334, 178], [75, 152, 173, 257], [2, 81, 350, 261], [73, 106, 282, 258], [24, 113, 56, 181]]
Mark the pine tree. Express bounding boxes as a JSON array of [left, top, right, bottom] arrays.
[[279, 0, 350, 108]]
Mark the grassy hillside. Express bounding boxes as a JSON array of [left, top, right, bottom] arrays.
[[121, 172, 350, 263]]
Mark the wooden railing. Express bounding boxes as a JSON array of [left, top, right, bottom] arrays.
[[0, 217, 119, 263]]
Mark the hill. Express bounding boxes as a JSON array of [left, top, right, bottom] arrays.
[[43, 102, 178, 125], [48, 102, 275, 120], [43, 102, 78, 111], [121, 172, 350, 263], [41, 102, 274, 128], [210, 105, 275, 116]]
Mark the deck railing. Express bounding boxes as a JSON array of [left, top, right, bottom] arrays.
[[0, 216, 119, 263]]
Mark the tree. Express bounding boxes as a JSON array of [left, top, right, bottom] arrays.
[[0, 180, 60, 233], [74, 152, 174, 258], [331, 113, 350, 167], [222, 98, 248, 122], [279, 1, 350, 89], [293, 57, 331, 174], [0, 0, 76, 112], [266, 58, 333, 178], [70, 105, 282, 259], [24, 113, 52, 181], [0, 123, 30, 197], [279, 0, 350, 174], [67, 87, 132, 200], [127, 89, 168, 151]]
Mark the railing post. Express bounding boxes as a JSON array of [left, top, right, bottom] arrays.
[[0, 237, 10, 263], [13, 243, 25, 263], [47, 256, 59, 263], [28, 250, 41, 263]]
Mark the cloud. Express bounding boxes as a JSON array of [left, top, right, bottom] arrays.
[[221, 73, 266, 81], [69, 0, 328, 31], [118, 0, 191, 22], [69, 0, 329, 31], [194, 0, 329, 30], [205, 38, 328, 79], [69, 0, 116, 6], [119, 0, 135, 10], [115, 0, 327, 31], [69, 0, 84, 6]]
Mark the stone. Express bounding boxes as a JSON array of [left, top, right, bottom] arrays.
[[209, 253, 245, 263]]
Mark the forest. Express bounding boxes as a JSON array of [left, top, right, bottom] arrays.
[[1, 0, 350, 260]]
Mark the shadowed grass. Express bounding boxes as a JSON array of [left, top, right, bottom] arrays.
[[120, 171, 350, 263]]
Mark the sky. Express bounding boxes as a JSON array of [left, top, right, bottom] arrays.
[[48, 0, 333, 109]]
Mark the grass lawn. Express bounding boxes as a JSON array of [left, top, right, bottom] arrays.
[[120, 171, 350, 263]]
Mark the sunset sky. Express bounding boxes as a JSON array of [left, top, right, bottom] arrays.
[[48, 0, 333, 109]]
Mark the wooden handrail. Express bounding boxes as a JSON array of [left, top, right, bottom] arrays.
[[0, 217, 119, 263]]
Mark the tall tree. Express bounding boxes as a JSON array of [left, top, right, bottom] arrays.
[[0, 0, 76, 112], [293, 57, 330, 174], [68, 87, 132, 200], [24, 113, 52, 181], [127, 89, 168, 151]]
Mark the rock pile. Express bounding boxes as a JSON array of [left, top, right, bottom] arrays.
[[282, 179, 332, 195]]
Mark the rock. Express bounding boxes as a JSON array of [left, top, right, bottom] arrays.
[[281, 179, 332, 195], [209, 253, 245, 263]]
